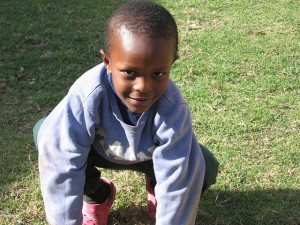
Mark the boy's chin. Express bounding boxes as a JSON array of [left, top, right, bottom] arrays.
[[124, 99, 154, 113], [126, 103, 151, 114], [128, 106, 149, 114]]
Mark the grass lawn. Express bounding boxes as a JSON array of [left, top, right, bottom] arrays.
[[0, 0, 299, 224]]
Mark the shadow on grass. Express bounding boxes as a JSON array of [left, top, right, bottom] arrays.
[[109, 203, 154, 225], [0, 0, 127, 189], [109, 189, 300, 225]]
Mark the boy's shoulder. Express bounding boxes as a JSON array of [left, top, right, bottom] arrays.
[[70, 63, 108, 99], [155, 79, 187, 113]]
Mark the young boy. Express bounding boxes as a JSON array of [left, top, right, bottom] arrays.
[[34, 1, 219, 224]]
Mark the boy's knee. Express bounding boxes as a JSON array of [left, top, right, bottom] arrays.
[[199, 144, 219, 192], [33, 117, 47, 151]]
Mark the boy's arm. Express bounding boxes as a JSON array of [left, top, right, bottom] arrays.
[[38, 89, 96, 225], [153, 103, 205, 225]]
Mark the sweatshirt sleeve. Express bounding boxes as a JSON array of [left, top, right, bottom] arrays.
[[153, 103, 205, 225], [37, 87, 96, 225]]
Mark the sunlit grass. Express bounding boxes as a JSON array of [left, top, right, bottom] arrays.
[[0, 0, 299, 224]]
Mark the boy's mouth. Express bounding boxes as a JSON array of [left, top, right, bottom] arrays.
[[128, 96, 153, 106], [130, 97, 149, 101]]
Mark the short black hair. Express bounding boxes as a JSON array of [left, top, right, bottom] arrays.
[[104, 0, 178, 59]]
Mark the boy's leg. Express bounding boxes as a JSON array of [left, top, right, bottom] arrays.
[[84, 149, 114, 204], [84, 147, 154, 200], [83, 149, 117, 225], [86, 144, 219, 195], [84, 147, 155, 202]]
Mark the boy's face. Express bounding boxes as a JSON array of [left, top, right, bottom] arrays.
[[101, 27, 176, 113]]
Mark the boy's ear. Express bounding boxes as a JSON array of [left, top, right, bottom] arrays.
[[100, 49, 112, 74]]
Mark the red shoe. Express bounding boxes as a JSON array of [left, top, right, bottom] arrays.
[[145, 175, 156, 221], [82, 178, 116, 225]]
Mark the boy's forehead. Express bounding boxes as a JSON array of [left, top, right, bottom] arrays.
[[108, 29, 177, 67], [118, 25, 135, 46], [111, 25, 176, 53]]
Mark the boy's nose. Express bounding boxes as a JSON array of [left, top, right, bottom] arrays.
[[133, 76, 152, 93]]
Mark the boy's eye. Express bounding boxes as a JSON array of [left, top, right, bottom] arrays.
[[152, 72, 165, 77], [122, 70, 136, 76]]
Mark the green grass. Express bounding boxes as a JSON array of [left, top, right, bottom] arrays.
[[0, 0, 299, 224]]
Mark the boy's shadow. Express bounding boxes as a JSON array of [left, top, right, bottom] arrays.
[[109, 203, 155, 225], [197, 189, 300, 225], [108, 189, 300, 225]]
